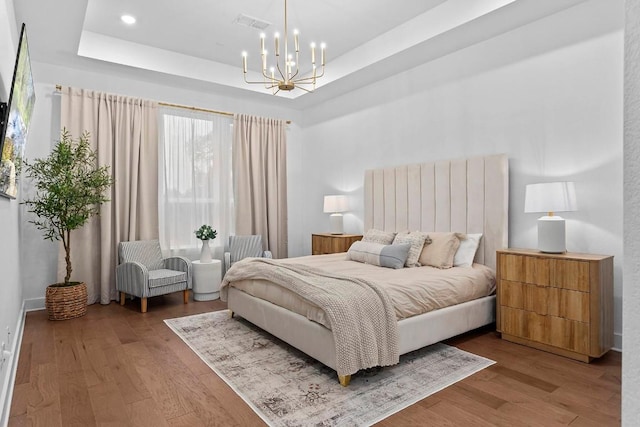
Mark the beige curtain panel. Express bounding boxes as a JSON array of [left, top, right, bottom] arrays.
[[60, 87, 159, 304], [233, 114, 288, 259]]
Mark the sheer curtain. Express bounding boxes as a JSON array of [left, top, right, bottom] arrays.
[[159, 107, 234, 260], [60, 87, 158, 304], [233, 114, 288, 258]]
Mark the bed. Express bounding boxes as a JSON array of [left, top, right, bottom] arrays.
[[222, 154, 508, 386]]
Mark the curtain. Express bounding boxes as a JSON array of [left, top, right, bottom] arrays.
[[60, 87, 158, 304], [233, 114, 288, 258], [158, 107, 234, 260]]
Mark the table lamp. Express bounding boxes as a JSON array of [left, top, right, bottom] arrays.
[[323, 195, 348, 234], [524, 182, 577, 253]]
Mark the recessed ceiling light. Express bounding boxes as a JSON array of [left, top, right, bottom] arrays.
[[121, 15, 136, 25]]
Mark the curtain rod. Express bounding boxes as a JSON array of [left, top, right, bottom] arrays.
[[55, 85, 291, 124]]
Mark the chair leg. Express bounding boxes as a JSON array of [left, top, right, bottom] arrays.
[[141, 297, 148, 313], [183, 289, 189, 304], [120, 292, 125, 306]]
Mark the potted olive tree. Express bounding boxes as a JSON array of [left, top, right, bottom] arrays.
[[22, 129, 114, 320]]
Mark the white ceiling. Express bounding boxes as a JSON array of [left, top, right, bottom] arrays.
[[14, 0, 587, 107]]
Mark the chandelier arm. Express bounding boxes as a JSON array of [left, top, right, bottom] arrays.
[[293, 75, 320, 83], [289, 69, 300, 80], [295, 85, 313, 93], [293, 66, 324, 83], [275, 61, 287, 81], [245, 74, 278, 85], [293, 75, 315, 82], [261, 68, 276, 80]]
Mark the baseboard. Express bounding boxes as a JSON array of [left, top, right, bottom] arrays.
[[613, 332, 622, 352], [0, 301, 26, 427], [23, 297, 44, 312]]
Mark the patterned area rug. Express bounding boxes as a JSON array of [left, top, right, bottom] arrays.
[[165, 310, 495, 426]]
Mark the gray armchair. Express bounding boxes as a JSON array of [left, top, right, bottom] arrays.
[[224, 235, 272, 272], [116, 239, 192, 313]]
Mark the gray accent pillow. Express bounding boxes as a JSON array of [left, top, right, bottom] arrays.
[[362, 229, 396, 245], [347, 241, 411, 269]]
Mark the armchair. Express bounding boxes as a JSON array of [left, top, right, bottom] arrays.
[[224, 235, 272, 272], [116, 239, 192, 313]]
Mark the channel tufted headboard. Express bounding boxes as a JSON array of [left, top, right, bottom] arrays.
[[363, 154, 509, 271]]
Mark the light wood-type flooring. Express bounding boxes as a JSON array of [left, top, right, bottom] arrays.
[[8, 293, 621, 426]]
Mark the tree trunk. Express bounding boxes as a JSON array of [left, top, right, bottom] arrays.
[[64, 229, 72, 284]]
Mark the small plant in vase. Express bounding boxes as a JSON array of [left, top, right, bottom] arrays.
[[195, 224, 217, 263]]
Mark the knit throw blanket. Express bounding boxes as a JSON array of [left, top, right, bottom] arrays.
[[221, 258, 400, 376]]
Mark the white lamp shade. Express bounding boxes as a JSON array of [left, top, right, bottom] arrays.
[[524, 182, 577, 214], [323, 195, 348, 213]]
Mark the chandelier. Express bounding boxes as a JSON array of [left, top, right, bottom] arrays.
[[242, 0, 325, 95]]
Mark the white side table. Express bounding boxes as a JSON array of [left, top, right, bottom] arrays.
[[191, 259, 222, 301]]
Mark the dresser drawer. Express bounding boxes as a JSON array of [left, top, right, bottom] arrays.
[[550, 259, 590, 292], [501, 306, 589, 354], [499, 280, 588, 322]]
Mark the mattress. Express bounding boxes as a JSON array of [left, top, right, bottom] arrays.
[[229, 253, 496, 329]]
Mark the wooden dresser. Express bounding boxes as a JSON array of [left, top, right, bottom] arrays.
[[496, 248, 613, 362], [311, 233, 362, 255]]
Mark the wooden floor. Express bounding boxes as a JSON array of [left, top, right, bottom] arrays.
[[8, 293, 621, 426]]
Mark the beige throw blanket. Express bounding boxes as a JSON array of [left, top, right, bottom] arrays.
[[221, 258, 400, 376]]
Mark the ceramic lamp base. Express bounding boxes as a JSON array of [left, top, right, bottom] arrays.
[[538, 215, 566, 253], [329, 213, 344, 234]]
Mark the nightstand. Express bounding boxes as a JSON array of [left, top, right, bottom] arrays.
[[496, 248, 614, 362], [191, 260, 222, 301], [312, 233, 362, 255]]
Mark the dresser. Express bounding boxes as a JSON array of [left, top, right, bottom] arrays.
[[311, 233, 362, 255], [496, 248, 613, 362]]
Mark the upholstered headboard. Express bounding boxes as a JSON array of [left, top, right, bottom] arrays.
[[364, 154, 508, 271]]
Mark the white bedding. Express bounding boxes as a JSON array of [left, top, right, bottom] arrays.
[[228, 253, 496, 328]]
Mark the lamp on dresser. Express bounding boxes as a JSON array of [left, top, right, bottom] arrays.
[[524, 181, 577, 253], [323, 195, 348, 234]]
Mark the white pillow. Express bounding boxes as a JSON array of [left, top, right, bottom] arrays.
[[453, 233, 482, 267]]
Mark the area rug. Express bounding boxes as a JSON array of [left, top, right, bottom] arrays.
[[164, 310, 495, 426]]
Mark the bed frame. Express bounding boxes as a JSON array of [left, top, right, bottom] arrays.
[[227, 154, 509, 386]]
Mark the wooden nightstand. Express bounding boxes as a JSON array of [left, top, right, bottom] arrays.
[[312, 233, 362, 255], [496, 248, 614, 362]]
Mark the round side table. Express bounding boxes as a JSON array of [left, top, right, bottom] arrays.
[[191, 259, 222, 301]]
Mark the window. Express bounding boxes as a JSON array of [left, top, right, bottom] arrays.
[[158, 107, 233, 259]]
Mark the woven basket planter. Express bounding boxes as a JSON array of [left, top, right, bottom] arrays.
[[45, 282, 88, 321]]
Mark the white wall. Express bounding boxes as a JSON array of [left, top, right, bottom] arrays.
[[0, 0, 22, 423], [623, 0, 640, 423], [21, 61, 302, 305], [290, 0, 624, 346]]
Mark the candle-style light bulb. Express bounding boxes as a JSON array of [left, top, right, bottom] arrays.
[[242, 51, 247, 73], [260, 33, 265, 53], [320, 43, 326, 66], [274, 32, 280, 56], [310, 42, 316, 64], [294, 29, 299, 52]]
